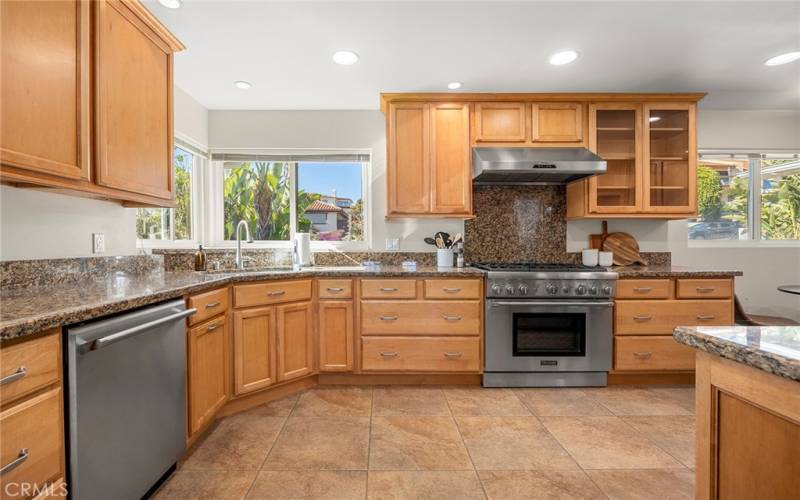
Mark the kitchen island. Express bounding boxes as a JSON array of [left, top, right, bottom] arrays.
[[673, 325, 800, 500]]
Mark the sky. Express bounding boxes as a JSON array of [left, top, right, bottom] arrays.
[[297, 162, 362, 201]]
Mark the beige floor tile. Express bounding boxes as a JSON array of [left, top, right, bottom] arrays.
[[248, 394, 300, 417], [247, 470, 367, 499], [292, 386, 373, 417], [584, 386, 693, 416], [478, 470, 605, 500], [586, 469, 695, 500], [369, 416, 473, 470], [647, 386, 696, 414], [367, 471, 485, 500], [514, 388, 613, 417], [372, 385, 450, 416], [444, 387, 530, 416], [264, 417, 370, 470], [154, 470, 256, 500], [541, 416, 683, 469], [456, 416, 579, 470], [623, 416, 696, 468], [182, 414, 286, 470]]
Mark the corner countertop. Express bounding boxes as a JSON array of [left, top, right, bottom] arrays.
[[613, 265, 743, 278], [0, 266, 484, 341], [673, 326, 800, 383]]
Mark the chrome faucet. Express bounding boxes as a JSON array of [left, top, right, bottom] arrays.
[[235, 220, 253, 270]]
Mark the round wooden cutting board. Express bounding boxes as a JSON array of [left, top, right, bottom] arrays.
[[602, 232, 649, 266]]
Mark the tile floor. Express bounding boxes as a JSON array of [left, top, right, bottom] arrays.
[[154, 385, 696, 500]]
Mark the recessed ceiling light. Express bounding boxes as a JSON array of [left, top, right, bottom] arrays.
[[332, 50, 359, 65], [649, 116, 661, 123], [764, 51, 800, 66], [447, 82, 463, 90], [234, 80, 252, 90], [549, 50, 579, 66], [157, 0, 181, 9]]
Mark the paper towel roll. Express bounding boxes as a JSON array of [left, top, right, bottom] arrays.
[[295, 233, 311, 266]]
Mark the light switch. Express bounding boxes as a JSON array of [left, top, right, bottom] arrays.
[[385, 238, 400, 251], [92, 233, 105, 254]]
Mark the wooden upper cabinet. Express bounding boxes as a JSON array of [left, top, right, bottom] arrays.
[[531, 103, 585, 144], [233, 307, 277, 395], [430, 103, 471, 215], [387, 102, 430, 215], [474, 102, 526, 142], [276, 302, 314, 382], [0, 0, 90, 181]]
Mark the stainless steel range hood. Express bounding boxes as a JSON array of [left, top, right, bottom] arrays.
[[472, 147, 607, 185]]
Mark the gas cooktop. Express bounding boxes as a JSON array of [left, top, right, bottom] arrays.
[[471, 262, 604, 273], [472, 262, 618, 299]]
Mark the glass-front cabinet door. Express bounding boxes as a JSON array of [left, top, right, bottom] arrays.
[[588, 103, 643, 213], [643, 103, 697, 213]]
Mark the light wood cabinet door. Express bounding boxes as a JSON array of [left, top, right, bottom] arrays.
[[318, 301, 354, 372], [430, 103, 471, 215], [1, 0, 90, 181], [188, 317, 227, 436], [94, 0, 174, 200], [233, 307, 277, 395], [276, 302, 314, 382], [474, 102, 526, 142], [531, 103, 584, 144], [387, 102, 430, 215]]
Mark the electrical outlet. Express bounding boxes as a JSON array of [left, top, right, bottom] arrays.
[[385, 238, 400, 252], [92, 233, 105, 254]]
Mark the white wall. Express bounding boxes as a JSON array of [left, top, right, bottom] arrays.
[[567, 109, 800, 321], [0, 86, 209, 261], [209, 110, 463, 252]]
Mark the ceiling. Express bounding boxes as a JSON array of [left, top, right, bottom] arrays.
[[145, 1, 800, 111]]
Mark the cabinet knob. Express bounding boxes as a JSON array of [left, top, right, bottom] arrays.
[[0, 366, 27, 387], [633, 315, 653, 321], [633, 351, 652, 359], [443, 352, 463, 358], [379, 351, 399, 358], [379, 315, 398, 321]]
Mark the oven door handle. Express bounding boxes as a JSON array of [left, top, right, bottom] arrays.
[[488, 300, 614, 307]]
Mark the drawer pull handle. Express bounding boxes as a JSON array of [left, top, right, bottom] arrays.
[[697, 315, 716, 321], [443, 287, 462, 293], [326, 287, 344, 292], [443, 315, 463, 321], [268, 291, 286, 296], [0, 448, 28, 476], [205, 301, 221, 309], [379, 351, 399, 358], [443, 352, 463, 358], [380, 315, 398, 321], [632, 287, 653, 292], [633, 315, 653, 321], [633, 351, 652, 359], [0, 366, 27, 386], [379, 287, 398, 292], [206, 323, 221, 332], [695, 287, 716, 293]]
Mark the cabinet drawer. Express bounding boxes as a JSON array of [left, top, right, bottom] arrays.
[[318, 279, 353, 299], [361, 301, 481, 335], [676, 279, 732, 299], [0, 388, 63, 495], [188, 287, 229, 325], [233, 280, 312, 308], [616, 279, 671, 299], [615, 300, 733, 335], [423, 279, 481, 300], [1, 332, 60, 406], [361, 279, 417, 299], [615, 336, 695, 371], [362, 336, 480, 372]]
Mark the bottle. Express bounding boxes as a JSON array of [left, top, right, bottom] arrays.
[[194, 245, 207, 271]]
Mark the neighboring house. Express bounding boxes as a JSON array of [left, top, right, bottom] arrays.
[[319, 194, 354, 209], [304, 199, 346, 238]]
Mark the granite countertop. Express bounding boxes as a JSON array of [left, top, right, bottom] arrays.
[[613, 265, 742, 278], [674, 326, 800, 383], [0, 266, 484, 341]]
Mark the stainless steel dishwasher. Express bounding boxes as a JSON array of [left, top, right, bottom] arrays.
[[65, 299, 195, 500]]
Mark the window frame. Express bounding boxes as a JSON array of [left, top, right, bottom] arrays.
[[689, 149, 800, 248]]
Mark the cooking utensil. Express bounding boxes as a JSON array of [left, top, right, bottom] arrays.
[[601, 232, 648, 266], [434, 232, 450, 248], [435, 234, 446, 249], [424, 237, 437, 247], [450, 233, 463, 247]]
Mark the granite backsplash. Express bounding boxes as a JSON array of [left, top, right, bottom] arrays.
[[0, 255, 164, 289]]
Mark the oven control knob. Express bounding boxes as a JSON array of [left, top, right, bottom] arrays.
[[491, 284, 502, 294], [518, 284, 529, 295], [602, 285, 613, 295], [546, 283, 558, 295], [506, 285, 515, 295], [575, 285, 587, 295], [589, 286, 598, 295]]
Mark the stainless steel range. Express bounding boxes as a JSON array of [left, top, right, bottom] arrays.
[[474, 263, 618, 388]]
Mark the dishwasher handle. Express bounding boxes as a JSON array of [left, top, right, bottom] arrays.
[[75, 308, 197, 354]]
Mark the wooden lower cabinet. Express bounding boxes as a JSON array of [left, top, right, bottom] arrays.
[[276, 302, 314, 382], [614, 336, 695, 371], [187, 316, 227, 436], [361, 336, 481, 372], [233, 307, 277, 395], [318, 301, 354, 372]]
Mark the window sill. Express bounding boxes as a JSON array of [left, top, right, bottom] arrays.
[[687, 239, 800, 249]]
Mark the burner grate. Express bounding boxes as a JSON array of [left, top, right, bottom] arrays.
[[472, 262, 600, 272]]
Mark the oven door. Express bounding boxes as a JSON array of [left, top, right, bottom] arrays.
[[484, 300, 613, 373]]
